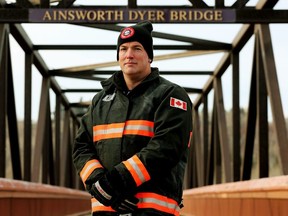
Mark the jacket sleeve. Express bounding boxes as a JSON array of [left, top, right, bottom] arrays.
[[114, 85, 193, 190], [72, 96, 105, 189]]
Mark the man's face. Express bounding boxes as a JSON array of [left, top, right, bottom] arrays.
[[118, 41, 151, 80]]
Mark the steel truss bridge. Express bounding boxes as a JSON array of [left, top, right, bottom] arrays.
[[0, 0, 288, 215]]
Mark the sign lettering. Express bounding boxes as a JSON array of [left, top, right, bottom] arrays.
[[29, 9, 235, 23]]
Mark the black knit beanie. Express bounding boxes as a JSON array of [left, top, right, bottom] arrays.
[[117, 21, 154, 62]]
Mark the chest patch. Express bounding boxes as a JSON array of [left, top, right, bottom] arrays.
[[102, 93, 116, 102]]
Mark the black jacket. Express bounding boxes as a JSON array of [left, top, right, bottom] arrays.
[[73, 68, 193, 215]]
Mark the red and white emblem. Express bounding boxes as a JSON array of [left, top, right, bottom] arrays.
[[120, 27, 135, 39], [170, 97, 187, 111]]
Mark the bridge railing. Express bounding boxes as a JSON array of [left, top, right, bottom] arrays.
[[0, 178, 91, 216], [2, 175, 288, 216], [181, 175, 288, 216]]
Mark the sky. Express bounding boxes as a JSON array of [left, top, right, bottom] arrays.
[[7, 0, 288, 122]]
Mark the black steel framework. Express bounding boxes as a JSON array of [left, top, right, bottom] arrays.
[[0, 0, 287, 190]]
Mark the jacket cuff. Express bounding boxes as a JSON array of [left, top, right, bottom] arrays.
[[115, 155, 151, 192]]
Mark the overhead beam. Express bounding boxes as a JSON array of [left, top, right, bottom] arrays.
[[33, 44, 231, 50], [73, 23, 231, 48], [128, 0, 137, 8], [232, 0, 249, 8], [188, 0, 208, 8], [51, 50, 222, 72], [62, 87, 202, 94], [215, 0, 225, 8], [50, 70, 213, 76], [62, 88, 102, 93], [57, 0, 76, 8]]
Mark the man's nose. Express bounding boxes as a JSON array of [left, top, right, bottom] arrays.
[[126, 48, 134, 58]]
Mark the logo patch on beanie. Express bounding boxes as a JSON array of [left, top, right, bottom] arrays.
[[120, 27, 135, 39]]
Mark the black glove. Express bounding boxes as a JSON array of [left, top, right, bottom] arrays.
[[111, 196, 139, 213], [90, 173, 117, 206], [90, 169, 139, 213]]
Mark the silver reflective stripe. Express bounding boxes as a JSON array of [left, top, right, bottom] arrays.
[[140, 197, 180, 212], [94, 127, 124, 136], [127, 158, 146, 184], [125, 124, 153, 132], [81, 161, 99, 179], [92, 200, 104, 208], [95, 181, 112, 200]]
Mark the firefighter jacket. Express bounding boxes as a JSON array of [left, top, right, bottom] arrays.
[[73, 67, 193, 216]]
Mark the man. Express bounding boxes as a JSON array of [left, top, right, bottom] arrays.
[[73, 21, 193, 216]]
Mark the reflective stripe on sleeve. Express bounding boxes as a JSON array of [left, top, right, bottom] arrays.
[[93, 123, 125, 142], [80, 159, 103, 184], [123, 155, 151, 186], [93, 120, 154, 142], [124, 120, 154, 137], [136, 192, 180, 216], [91, 193, 180, 215], [91, 198, 115, 212]]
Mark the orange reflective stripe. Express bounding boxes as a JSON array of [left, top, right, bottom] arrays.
[[91, 198, 115, 212], [93, 120, 154, 142], [91, 193, 179, 215], [124, 120, 154, 137], [126, 120, 154, 127], [136, 192, 180, 216], [80, 159, 103, 184], [123, 155, 150, 186], [93, 123, 125, 141]]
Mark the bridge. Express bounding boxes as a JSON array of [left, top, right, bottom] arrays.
[[0, 0, 288, 215]]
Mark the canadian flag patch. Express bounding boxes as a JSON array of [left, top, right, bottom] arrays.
[[170, 97, 187, 111]]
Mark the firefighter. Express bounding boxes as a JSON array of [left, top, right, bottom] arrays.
[[73, 20, 193, 216]]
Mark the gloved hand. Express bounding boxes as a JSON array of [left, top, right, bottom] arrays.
[[111, 196, 139, 213], [90, 173, 117, 206], [90, 168, 138, 213]]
